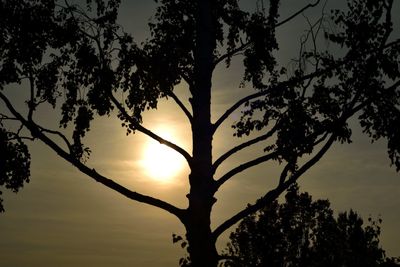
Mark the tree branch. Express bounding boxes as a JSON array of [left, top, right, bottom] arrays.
[[212, 124, 278, 173], [213, 26, 397, 135], [0, 91, 186, 222], [276, 0, 322, 27], [214, 42, 250, 67], [0, 114, 19, 120], [212, 183, 281, 241], [36, 125, 72, 151], [284, 133, 336, 185], [214, 1, 323, 67], [212, 91, 264, 134], [384, 38, 400, 50], [5, 130, 35, 141], [386, 79, 400, 92], [215, 151, 278, 189], [62, 1, 98, 41], [168, 90, 193, 122], [109, 93, 193, 166], [212, 67, 336, 133], [27, 74, 36, 122], [278, 162, 292, 186], [212, 132, 336, 240], [212, 45, 387, 231]]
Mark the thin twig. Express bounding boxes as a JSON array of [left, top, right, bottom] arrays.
[[276, 0, 321, 27], [36, 125, 72, 151]]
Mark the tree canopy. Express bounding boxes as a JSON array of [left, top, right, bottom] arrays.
[[1, 0, 399, 266], [223, 185, 400, 267]]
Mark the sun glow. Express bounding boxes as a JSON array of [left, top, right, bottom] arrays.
[[141, 128, 186, 183]]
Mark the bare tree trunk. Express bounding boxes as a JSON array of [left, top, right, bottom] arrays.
[[184, 0, 218, 266], [185, 180, 218, 267]]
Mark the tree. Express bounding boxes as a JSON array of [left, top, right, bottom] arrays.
[[0, 0, 399, 266], [222, 185, 400, 267]]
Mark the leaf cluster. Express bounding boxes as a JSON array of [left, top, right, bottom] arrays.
[[222, 185, 399, 267], [0, 125, 30, 212], [233, 0, 400, 171]]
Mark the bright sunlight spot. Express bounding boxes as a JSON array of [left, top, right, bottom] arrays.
[[141, 127, 186, 183]]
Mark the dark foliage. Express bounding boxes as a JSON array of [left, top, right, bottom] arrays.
[[0, 126, 30, 212], [0, 0, 399, 266], [223, 185, 400, 267]]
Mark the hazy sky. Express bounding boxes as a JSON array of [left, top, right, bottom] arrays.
[[1, 1, 400, 266]]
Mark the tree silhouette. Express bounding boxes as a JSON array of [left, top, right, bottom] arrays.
[[1, 0, 399, 266], [222, 185, 400, 267]]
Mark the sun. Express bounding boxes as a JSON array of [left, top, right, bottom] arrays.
[[141, 128, 186, 183]]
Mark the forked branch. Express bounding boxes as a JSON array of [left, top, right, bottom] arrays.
[[216, 151, 278, 189], [214, 42, 250, 67], [212, 124, 278, 173], [36, 125, 72, 151], [168, 90, 193, 122], [213, 132, 336, 239], [213, 90, 265, 133], [0, 91, 186, 221], [213, 33, 400, 135], [212, 66, 340, 133], [109, 94, 193, 166], [276, 0, 322, 27]]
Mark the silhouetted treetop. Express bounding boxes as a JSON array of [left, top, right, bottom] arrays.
[[222, 185, 400, 267], [1, 0, 399, 266]]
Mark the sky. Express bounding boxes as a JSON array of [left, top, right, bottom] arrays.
[[1, 0, 400, 266]]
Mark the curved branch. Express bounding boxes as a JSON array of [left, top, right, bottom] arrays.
[[213, 133, 336, 240], [213, 30, 396, 134], [215, 151, 278, 189], [168, 90, 193, 122], [6, 130, 35, 141], [213, 124, 278, 173], [384, 38, 400, 50], [278, 162, 292, 186], [0, 114, 19, 120], [36, 125, 72, 151], [214, 42, 250, 67], [276, 0, 321, 27], [213, 91, 265, 133], [0, 91, 186, 222], [214, 1, 323, 67], [212, 68, 331, 133], [212, 183, 282, 241], [284, 133, 336, 185], [380, 0, 393, 51], [109, 94, 193, 166]]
